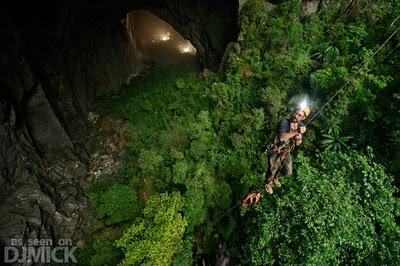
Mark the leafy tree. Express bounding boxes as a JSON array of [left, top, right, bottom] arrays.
[[84, 228, 124, 266], [115, 192, 187, 266], [240, 149, 400, 265], [81, 0, 400, 264], [89, 183, 137, 225], [320, 124, 352, 151]]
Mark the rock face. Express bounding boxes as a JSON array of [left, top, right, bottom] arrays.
[[0, 0, 238, 250], [301, 0, 321, 18]]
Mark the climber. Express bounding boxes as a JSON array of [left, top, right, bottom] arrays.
[[264, 102, 310, 194]]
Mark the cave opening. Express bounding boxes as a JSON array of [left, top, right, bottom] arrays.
[[124, 10, 199, 72], [0, 0, 240, 262]]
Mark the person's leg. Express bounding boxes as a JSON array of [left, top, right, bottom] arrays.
[[283, 153, 292, 176], [273, 173, 282, 187], [265, 152, 279, 194], [274, 153, 292, 188]]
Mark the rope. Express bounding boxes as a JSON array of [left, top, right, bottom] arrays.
[[211, 18, 400, 227], [305, 20, 400, 126], [210, 144, 293, 227], [210, 201, 242, 227], [382, 42, 400, 62]]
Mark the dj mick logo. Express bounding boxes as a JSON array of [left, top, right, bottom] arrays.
[[4, 238, 77, 264]]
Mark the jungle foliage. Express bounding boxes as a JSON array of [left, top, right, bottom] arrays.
[[81, 0, 400, 265]]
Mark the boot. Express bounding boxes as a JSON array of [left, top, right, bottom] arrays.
[[273, 177, 281, 188], [265, 183, 273, 194]]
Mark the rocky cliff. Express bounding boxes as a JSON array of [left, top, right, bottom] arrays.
[[0, 0, 238, 251]]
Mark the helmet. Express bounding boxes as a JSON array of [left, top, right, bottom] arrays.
[[301, 106, 310, 118], [295, 106, 310, 118]]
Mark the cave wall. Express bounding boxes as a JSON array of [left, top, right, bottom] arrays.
[[79, 0, 239, 68], [0, 0, 239, 249], [144, 0, 239, 67], [0, 1, 143, 248]]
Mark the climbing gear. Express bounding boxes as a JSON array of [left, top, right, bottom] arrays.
[[300, 106, 310, 118], [241, 192, 261, 206], [274, 139, 295, 160], [293, 102, 310, 119], [265, 142, 280, 155], [265, 140, 292, 155], [264, 138, 295, 193], [305, 21, 400, 126], [210, 21, 400, 227]]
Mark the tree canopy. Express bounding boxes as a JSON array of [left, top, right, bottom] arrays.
[[80, 0, 400, 265]]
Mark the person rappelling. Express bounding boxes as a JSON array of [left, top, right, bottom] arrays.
[[264, 101, 310, 194], [240, 100, 311, 206]]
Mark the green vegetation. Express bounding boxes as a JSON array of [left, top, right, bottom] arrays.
[[89, 183, 137, 225], [240, 149, 400, 265], [81, 0, 400, 265], [115, 192, 187, 266]]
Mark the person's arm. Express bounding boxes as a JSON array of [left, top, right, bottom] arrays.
[[278, 122, 306, 142], [279, 131, 299, 142], [294, 133, 302, 146]]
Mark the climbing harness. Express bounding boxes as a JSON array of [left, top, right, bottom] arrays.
[[240, 140, 295, 206], [266, 139, 295, 157], [274, 141, 295, 167], [212, 20, 400, 225]]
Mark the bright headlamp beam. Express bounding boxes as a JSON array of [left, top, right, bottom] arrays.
[[300, 99, 307, 109]]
